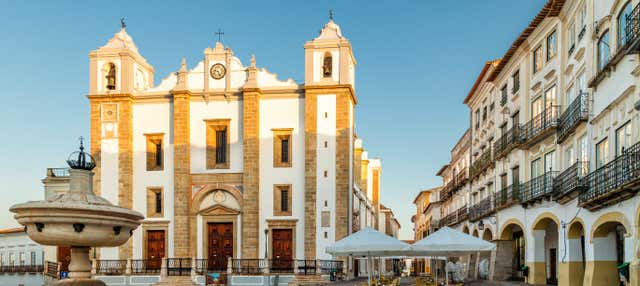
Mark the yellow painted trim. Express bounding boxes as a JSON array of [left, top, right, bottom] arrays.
[[589, 211, 631, 240], [583, 260, 619, 286], [499, 218, 526, 240], [567, 218, 586, 239], [531, 211, 561, 231], [527, 261, 546, 285]]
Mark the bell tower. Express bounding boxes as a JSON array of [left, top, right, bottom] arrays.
[[88, 22, 154, 95], [304, 16, 356, 87], [303, 15, 357, 260]]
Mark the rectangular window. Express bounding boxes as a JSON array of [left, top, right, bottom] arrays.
[[579, 6, 587, 35], [475, 109, 480, 129], [531, 158, 542, 178], [545, 85, 557, 108], [544, 150, 555, 172], [615, 121, 632, 157], [216, 130, 227, 164], [596, 138, 609, 168], [533, 45, 543, 73], [547, 31, 557, 61], [512, 70, 520, 94], [205, 119, 231, 169], [30, 252, 35, 265], [501, 85, 508, 106], [147, 188, 163, 217], [281, 189, 289, 212], [566, 84, 575, 106], [569, 22, 576, 54], [565, 145, 575, 168], [482, 106, 487, 122], [272, 128, 293, 167], [512, 111, 520, 126], [577, 72, 586, 94], [274, 185, 292, 216], [145, 133, 164, 171], [578, 135, 589, 175]]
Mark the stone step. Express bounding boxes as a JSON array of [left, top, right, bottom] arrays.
[[151, 276, 199, 286]]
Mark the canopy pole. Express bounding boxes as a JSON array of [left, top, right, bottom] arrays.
[[367, 256, 372, 286], [445, 258, 449, 286]]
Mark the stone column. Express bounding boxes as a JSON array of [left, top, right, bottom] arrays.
[[191, 257, 196, 277], [227, 257, 232, 275], [527, 230, 546, 285], [242, 88, 261, 259], [91, 259, 97, 275], [125, 259, 132, 275], [68, 247, 92, 279]]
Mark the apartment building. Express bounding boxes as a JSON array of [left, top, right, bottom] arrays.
[[422, 1, 640, 285]]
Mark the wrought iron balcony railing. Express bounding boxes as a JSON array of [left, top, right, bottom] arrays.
[[557, 94, 589, 143], [494, 125, 524, 160], [553, 161, 589, 204], [469, 196, 494, 222], [494, 183, 520, 210], [456, 205, 468, 222], [579, 142, 640, 211], [522, 106, 560, 147], [520, 171, 559, 205], [131, 259, 161, 274], [440, 180, 456, 202], [470, 151, 493, 179], [455, 168, 469, 187]]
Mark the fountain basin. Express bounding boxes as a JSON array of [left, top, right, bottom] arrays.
[[11, 203, 141, 247]]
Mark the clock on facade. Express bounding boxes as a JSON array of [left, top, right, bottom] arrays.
[[210, 63, 226, 79]]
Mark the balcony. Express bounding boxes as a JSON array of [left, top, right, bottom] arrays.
[[47, 167, 70, 177], [493, 125, 524, 160], [494, 183, 520, 210], [579, 142, 640, 211], [456, 205, 468, 222], [455, 168, 469, 188], [522, 106, 560, 148], [553, 161, 589, 204], [470, 151, 493, 179], [469, 196, 494, 222], [520, 171, 559, 206], [591, 3, 640, 88], [439, 180, 456, 202], [557, 94, 588, 144]]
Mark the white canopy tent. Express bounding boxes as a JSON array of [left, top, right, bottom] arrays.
[[411, 227, 496, 285], [326, 227, 411, 285]]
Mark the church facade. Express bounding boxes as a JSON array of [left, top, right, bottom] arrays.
[[67, 17, 391, 268]]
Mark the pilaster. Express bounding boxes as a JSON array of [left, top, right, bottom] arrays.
[[172, 90, 192, 257], [117, 98, 134, 259], [304, 91, 318, 259], [242, 88, 261, 258], [335, 89, 352, 241]]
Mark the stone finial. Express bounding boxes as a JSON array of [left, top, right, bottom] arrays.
[[175, 58, 189, 90], [245, 54, 258, 89]]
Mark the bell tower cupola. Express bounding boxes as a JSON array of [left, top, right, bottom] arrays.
[[304, 14, 356, 87], [89, 19, 154, 95]]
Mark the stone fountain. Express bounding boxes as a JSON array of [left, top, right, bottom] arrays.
[[10, 140, 144, 286]]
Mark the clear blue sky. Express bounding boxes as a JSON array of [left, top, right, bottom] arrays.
[[0, 1, 546, 240]]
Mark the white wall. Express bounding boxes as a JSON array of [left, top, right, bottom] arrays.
[[316, 94, 337, 259], [131, 102, 175, 259], [0, 233, 43, 266], [257, 97, 305, 259], [190, 100, 243, 173]]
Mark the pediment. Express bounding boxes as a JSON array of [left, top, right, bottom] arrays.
[[200, 204, 240, 216]]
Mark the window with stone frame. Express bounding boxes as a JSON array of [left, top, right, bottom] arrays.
[[205, 119, 231, 169], [533, 45, 543, 73], [147, 187, 163, 218], [272, 128, 293, 168], [273, 184, 292, 216], [145, 133, 164, 171]]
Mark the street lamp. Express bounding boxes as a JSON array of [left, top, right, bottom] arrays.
[[264, 229, 269, 259]]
